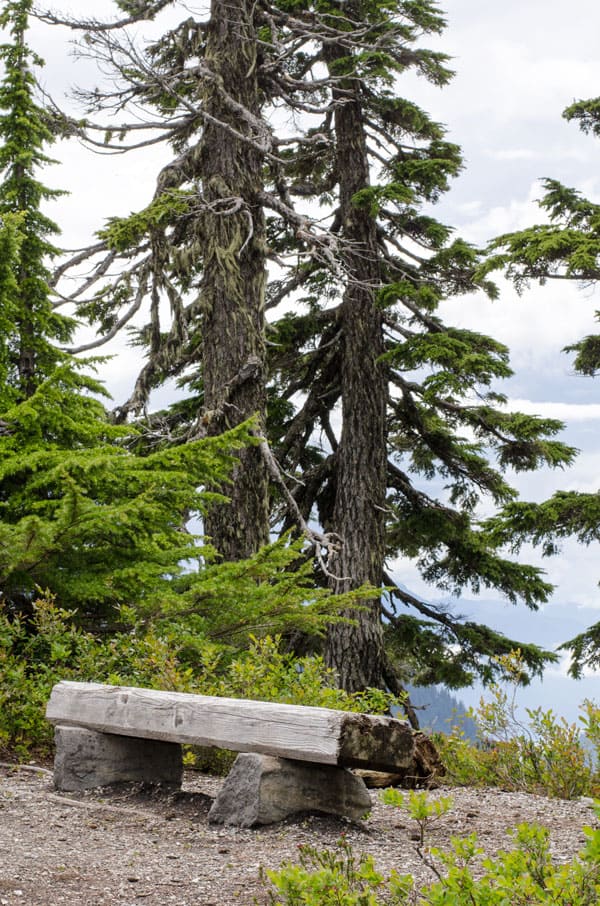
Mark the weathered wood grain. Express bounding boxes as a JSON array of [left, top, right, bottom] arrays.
[[46, 681, 414, 772]]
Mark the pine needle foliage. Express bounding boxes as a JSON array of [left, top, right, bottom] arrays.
[[0, 0, 74, 399], [0, 364, 240, 620], [41, 0, 577, 689], [0, 2, 349, 653], [480, 95, 600, 678]]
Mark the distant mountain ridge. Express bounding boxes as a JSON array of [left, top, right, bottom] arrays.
[[406, 684, 479, 741]]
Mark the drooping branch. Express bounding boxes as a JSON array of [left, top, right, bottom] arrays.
[[257, 432, 345, 581], [34, 1, 175, 32], [66, 298, 142, 354]]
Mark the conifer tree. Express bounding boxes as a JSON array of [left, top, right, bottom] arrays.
[[0, 0, 343, 651], [245, 0, 576, 689], [44, 0, 577, 691], [0, 0, 74, 399], [481, 94, 600, 678], [0, 212, 22, 392], [43, 0, 272, 561], [0, 0, 217, 620]]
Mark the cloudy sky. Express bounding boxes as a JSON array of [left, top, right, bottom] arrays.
[[398, 0, 600, 719], [20, 1, 600, 719]]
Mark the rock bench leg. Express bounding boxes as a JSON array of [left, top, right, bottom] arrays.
[[208, 753, 372, 827], [53, 725, 183, 792]]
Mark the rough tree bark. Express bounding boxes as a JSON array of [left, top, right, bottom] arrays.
[[199, 0, 270, 559], [324, 44, 388, 692]]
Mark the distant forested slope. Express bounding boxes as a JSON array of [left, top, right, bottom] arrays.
[[407, 686, 478, 741]]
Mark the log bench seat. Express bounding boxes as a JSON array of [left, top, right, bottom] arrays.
[[46, 680, 415, 826]]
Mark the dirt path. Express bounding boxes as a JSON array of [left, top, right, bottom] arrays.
[[0, 763, 596, 905]]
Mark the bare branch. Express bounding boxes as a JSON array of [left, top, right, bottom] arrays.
[[63, 268, 150, 354], [257, 433, 345, 580], [34, 1, 176, 33]]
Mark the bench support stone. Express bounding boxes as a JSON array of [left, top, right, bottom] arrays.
[[208, 753, 372, 827], [53, 725, 183, 792]]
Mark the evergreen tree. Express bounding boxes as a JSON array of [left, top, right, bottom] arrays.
[[0, 212, 23, 392], [44, 0, 272, 561], [481, 94, 600, 678], [0, 0, 203, 618], [245, 0, 575, 689], [45, 0, 576, 692], [0, 0, 73, 399], [0, 0, 343, 651], [0, 368, 347, 643], [197, 0, 270, 560]]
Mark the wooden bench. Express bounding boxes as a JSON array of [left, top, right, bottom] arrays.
[[46, 680, 415, 826]]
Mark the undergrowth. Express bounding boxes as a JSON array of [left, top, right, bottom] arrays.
[[435, 652, 600, 799], [2, 595, 600, 804], [261, 791, 600, 905], [0, 592, 399, 760]]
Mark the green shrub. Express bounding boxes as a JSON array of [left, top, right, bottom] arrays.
[[435, 651, 600, 799], [380, 789, 454, 847], [211, 635, 400, 713], [261, 793, 600, 906], [261, 836, 411, 906], [581, 699, 600, 759], [0, 594, 400, 760], [423, 820, 600, 906]]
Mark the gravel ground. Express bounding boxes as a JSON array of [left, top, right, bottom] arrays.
[[0, 762, 597, 905]]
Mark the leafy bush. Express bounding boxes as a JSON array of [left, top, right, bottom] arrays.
[[0, 593, 399, 760], [261, 837, 411, 906], [381, 789, 454, 847], [261, 792, 600, 905], [424, 821, 600, 906], [435, 651, 600, 799], [212, 636, 400, 713]]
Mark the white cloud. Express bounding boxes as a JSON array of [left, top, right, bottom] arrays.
[[558, 451, 600, 494], [49, 139, 171, 249], [455, 200, 483, 217], [525, 540, 600, 610], [440, 278, 599, 380], [487, 149, 544, 162], [505, 400, 600, 422], [435, 0, 600, 128], [486, 146, 594, 164], [544, 649, 600, 682], [457, 179, 550, 242]]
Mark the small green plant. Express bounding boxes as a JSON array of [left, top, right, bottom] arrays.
[[431, 726, 495, 790], [437, 651, 600, 799], [261, 836, 412, 905], [380, 790, 454, 847], [261, 797, 600, 906], [423, 818, 600, 906]]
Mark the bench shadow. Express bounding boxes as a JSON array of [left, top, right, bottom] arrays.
[[72, 780, 216, 821]]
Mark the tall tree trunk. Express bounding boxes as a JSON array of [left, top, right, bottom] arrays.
[[199, 0, 269, 560], [324, 50, 388, 691]]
